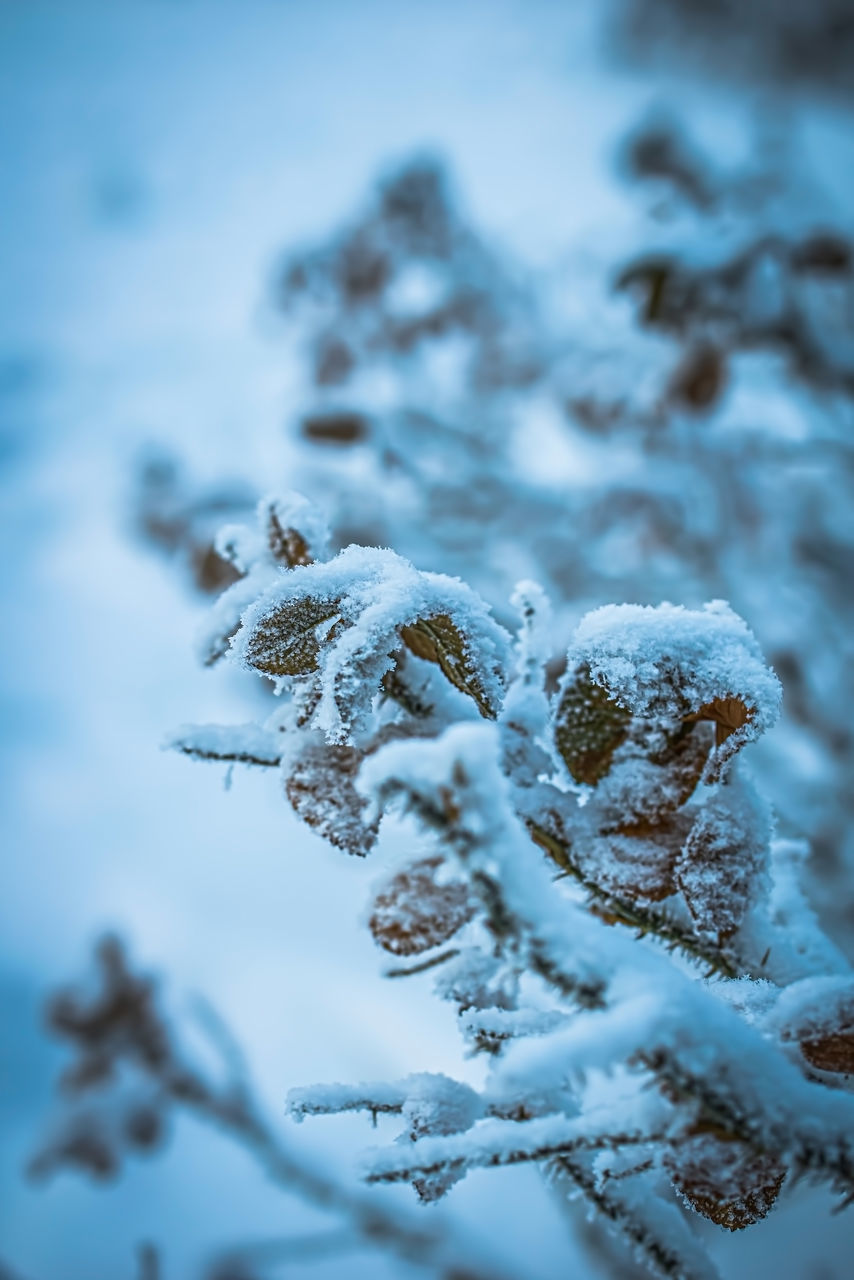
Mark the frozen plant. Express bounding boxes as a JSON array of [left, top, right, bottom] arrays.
[[177, 496, 854, 1274], [130, 147, 854, 939], [34, 492, 854, 1279]]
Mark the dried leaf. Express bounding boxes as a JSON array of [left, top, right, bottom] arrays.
[[640, 720, 712, 811], [588, 831, 678, 903], [301, 411, 369, 444], [668, 1134, 786, 1230], [684, 696, 753, 747], [244, 597, 346, 677], [799, 1031, 854, 1075], [285, 740, 377, 857], [675, 787, 769, 941], [369, 856, 475, 956], [781, 988, 854, 1075], [191, 543, 243, 594], [554, 667, 632, 786], [400, 614, 498, 719], [266, 508, 313, 567]]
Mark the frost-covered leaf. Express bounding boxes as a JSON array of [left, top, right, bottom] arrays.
[[584, 827, 681, 903], [567, 602, 782, 780], [433, 947, 517, 1016], [799, 1029, 854, 1075], [770, 977, 854, 1076], [244, 595, 347, 677], [554, 663, 713, 821], [233, 546, 510, 741], [667, 1132, 786, 1231], [265, 507, 313, 567], [400, 614, 498, 719], [554, 666, 632, 786], [368, 855, 475, 956], [285, 738, 378, 856], [581, 721, 713, 835], [197, 491, 330, 666], [400, 1072, 484, 1202], [675, 776, 771, 941]]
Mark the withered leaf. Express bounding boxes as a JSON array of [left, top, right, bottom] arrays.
[[684, 696, 753, 747], [786, 991, 854, 1075], [191, 543, 243, 594], [400, 614, 497, 719], [369, 855, 475, 956], [244, 596, 346, 677], [589, 831, 678, 903], [799, 1030, 854, 1075], [266, 507, 313, 568], [301, 411, 369, 444], [285, 741, 377, 857], [554, 667, 632, 786], [668, 342, 726, 414], [675, 803, 765, 942], [640, 720, 711, 811], [668, 1134, 786, 1231]]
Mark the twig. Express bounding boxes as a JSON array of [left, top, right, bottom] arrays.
[[384, 948, 460, 978], [173, 744, 281, 769], [365, 1125, 667, 1185]]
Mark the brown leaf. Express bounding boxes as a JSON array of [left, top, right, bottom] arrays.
[[369, 855, 475, 956], [191, 543, 243, 594], [285, 741, 378, 857], [782, 989, 854, 1075], [589, 831, 678, 903], [594, 720, 713, 829], [266, 508, 313, 567], [668, 1133, 785, 1230], [400, 615, 498, 719], [799, 1031, 854, 1075], [675, 798, 767, 941], [553, 667, 632, 786], [684, 696, 753, 748], [244, 597, 346, 677]]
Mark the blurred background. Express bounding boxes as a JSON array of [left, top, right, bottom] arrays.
[[2, 2, 854, 1277]]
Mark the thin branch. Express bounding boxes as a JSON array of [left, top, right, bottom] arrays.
[[207, 1228, 361, 1274], [35, 940, 521, 1280], [363, 1112, 671, 1185], [159, 1061, 515, 1279], [173, 743, 281, 769], [384, 948, 460, 978]]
